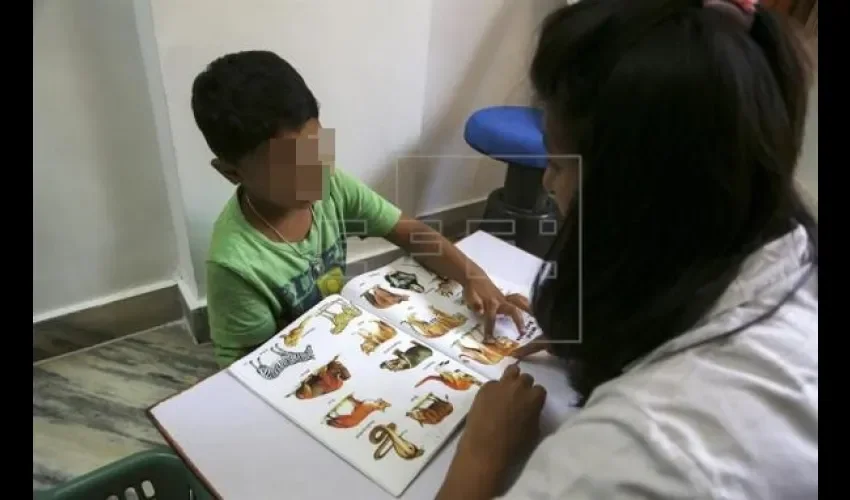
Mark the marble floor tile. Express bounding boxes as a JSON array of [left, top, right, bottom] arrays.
[[33, 322, 218, 492]]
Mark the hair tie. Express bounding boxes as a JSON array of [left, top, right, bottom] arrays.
[[704, 0, 758, 28]]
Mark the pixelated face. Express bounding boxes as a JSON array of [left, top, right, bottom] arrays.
[[236, 118, 336, 209]]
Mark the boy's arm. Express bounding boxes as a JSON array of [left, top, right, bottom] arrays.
[[333, 169, 525, 338], [384, 215, 485, 288], [385, 217, 525, 337], [207, 263, 278, 368]]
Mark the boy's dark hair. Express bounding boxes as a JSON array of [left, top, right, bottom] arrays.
[[529, 0, 818, 404], [191, 50, 320, 164]]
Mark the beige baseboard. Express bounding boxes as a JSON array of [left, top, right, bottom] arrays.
[[32, 284, 183, 362]]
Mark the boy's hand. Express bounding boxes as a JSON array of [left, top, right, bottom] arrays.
[[505, 293, 531, 313], [463, 278, 526, 339], [384, 216, 528, 339]]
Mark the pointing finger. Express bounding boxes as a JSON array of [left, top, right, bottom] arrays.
[[483, 299, 500, 340], [467, 291, 484, 315], [504, 303, 526, 336]]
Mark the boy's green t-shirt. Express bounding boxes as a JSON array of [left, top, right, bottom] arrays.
[[206, 168, 402, 368]]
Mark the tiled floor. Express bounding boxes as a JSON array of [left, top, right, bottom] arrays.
[[32, 322, 218, 492]]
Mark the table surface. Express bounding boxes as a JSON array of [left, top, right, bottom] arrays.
[[151, 231, 577, 500]]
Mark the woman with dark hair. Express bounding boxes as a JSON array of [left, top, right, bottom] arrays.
[[437, 0, 818, 498]]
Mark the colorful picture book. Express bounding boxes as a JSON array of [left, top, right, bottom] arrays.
[[226, 255, 542, 497]]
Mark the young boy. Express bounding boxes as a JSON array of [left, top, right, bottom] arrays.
[[191, 50, 525, 368]]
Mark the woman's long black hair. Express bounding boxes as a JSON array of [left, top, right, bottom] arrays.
[[529, 0, 818, 405]]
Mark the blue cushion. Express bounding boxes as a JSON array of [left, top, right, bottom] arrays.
[[464, 106, 547, 169]]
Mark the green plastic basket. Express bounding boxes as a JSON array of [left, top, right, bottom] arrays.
[[34, 447, 214, 500]]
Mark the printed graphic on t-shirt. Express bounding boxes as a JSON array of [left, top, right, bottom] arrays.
[[274, 236, 348, 327], [317, 267, 345, 296]]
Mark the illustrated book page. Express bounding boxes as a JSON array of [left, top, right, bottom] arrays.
[[226, 294, 489, 498], [340, 255, 543, 381]]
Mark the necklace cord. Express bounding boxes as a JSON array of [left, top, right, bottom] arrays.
[[244, 193, 317, 263]]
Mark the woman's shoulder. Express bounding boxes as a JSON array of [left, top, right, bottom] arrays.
[[502, 302, 817, 500], [580, 310, 817, 498], [503, 341, 817, 499], [501, 386, 712, 499]]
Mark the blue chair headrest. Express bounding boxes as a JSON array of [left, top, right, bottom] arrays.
[[464, 106, 547, 170]]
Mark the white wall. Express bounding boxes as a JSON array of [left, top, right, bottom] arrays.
[[145, 0, 434, 301], [33, 0, 177, 318], [410, 0, 559, 214], [34, 0, 817, 318], [142, 0, 557, 302], [33, 0, 560, 315], [797, 74, 818, 210]]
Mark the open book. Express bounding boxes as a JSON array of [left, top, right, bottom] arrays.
[[227, 255, 542, 497]]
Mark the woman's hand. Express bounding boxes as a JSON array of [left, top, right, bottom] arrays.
[[437, 364, 547, 500], [513, 337, 557, 359], [462, 364, 547, 468]]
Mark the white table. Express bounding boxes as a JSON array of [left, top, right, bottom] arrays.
[[150, 231, 577, 499]]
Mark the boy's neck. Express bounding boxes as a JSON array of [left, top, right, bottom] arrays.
[[241, 189, 309, 220], [239, 189, 313, 242]]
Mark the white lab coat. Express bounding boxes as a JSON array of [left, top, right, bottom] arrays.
[[502, 225, 818, 500]]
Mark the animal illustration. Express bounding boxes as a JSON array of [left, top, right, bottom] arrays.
[[279, 316, 312, 347], [249, 345, 315, 380], [415, 360, 483, 391], [379, 342, 433, 372], [406, 393, 454, 427], [454, 342, 503, 365], [430, 276, 459, 298], [384, 270, 425, 293], [485, 335, 521, 357], [288, 355, 351, 399], [316, 299, 363, 334], [401, 306, 468, 338], [324, 394, 392, 429], [473, 324, 521, 355], [356, 320, 397, 355], [491, 306, 539, 341], [452, 327, 520, 365], [369, 423, 425, 461], [360, 285, 409, 309]]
